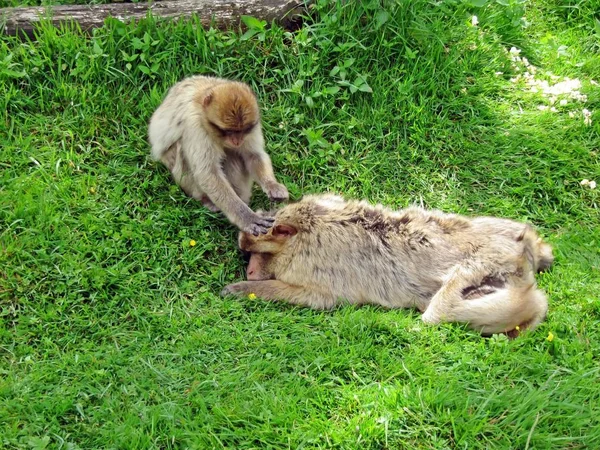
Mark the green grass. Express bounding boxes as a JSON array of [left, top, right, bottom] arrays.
[[1, 0, 599, 448]]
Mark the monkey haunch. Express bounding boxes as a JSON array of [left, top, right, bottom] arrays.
[[148, 75, 288, 235], [221, 194, 554, 337]]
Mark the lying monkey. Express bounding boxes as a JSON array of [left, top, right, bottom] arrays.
[[221, 194, 554, 337]]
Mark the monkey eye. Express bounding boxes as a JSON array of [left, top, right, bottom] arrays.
[[208, 121, 227, 136], [240, 250, 251, 263], [209, 121, 255, 137], [242, 123, 256, 134]]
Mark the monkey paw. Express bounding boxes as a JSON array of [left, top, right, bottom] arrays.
[[220, 282, 251, 297], [243, 214, 275, 236], [266, 183, 289, 202]]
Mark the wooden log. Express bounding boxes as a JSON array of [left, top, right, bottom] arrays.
[[0, 0, 308, 38]]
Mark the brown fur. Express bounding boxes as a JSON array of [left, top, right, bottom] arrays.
[[222, 194, 553, 337], [148, 75, 288, 235]]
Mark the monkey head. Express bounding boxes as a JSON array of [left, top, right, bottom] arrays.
[[199, 82, 260, 149], [238, 221, 298, 281], [237, 197, 333, 280]]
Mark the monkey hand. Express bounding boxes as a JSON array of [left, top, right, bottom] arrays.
[[240, 212, 275, 236], [265, 182, 289, 202], [220, 281, 255, 297]]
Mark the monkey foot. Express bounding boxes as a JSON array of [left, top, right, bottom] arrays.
[[266, 182, 289, 202]]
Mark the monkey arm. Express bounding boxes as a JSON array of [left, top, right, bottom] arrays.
[[220, 280, 337, 310], [199, 165, 275, 234], [182, 134, 274, 235]]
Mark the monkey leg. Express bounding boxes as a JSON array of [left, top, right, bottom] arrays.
[[220, 280, 337, 310], [161, 141, 209, 203], [160, 143, 179, 171], [421, 262, 496, 324], [421, 261, 546, 335]]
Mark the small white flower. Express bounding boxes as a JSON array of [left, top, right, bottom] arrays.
[[509, 47, 521, 56], [550, 107, 557, 112], [581, 179, 590, 186], [495, 71, 504, 76], [471, 15, 479, 26], [583, 109, 592, 126], [537, 105, 548, 111], [560, 99, 568, 106], [569, 112, 575, 118], [522, 57, 530, 67], [589, 181, 597, 189]]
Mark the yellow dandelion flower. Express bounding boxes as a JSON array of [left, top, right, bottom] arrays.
[[89, 187, 96, 194], [515, 325, 520, 331], [248, 293, 257, 300], [189, 240, 197, 247], [547, 332, 554, 342]]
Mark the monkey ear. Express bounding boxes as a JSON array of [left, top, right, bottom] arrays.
[[202, 92, 214, 107], [272, 224, 297, 238]]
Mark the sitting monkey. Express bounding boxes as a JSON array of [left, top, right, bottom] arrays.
[[148, 75, 288, 235], [221, 194, 554, 337]]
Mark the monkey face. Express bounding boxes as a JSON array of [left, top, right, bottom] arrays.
[[246, 253, 276, 281], [202, 82, 260, 150], [205, 120, 255, 149]]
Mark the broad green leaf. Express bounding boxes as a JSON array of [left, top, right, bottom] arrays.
[[374, 10, 390, 30], [240, 29, 259, 41], [241, 15, 265, 30], [93, 41, 103, 55], [343, 58, 355, 68]]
